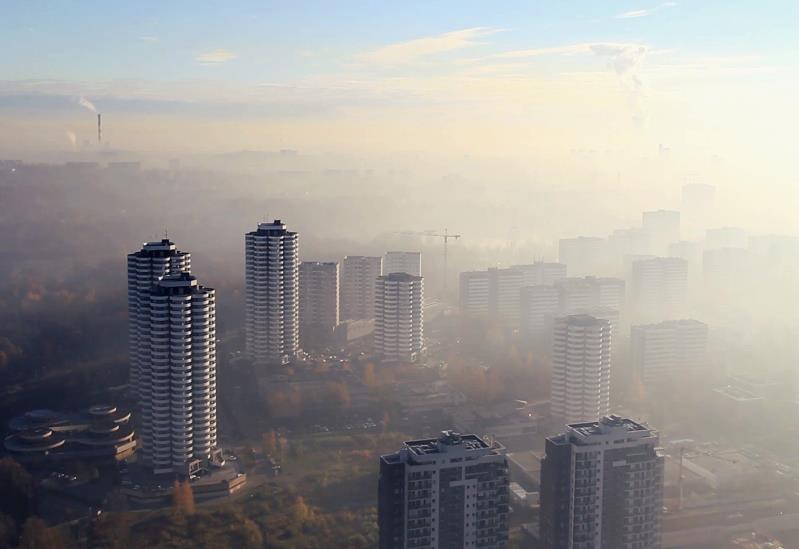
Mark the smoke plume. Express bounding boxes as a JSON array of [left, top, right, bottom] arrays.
[[78, 96, 97, 113]]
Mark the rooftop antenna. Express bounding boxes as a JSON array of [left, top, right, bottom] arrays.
[[164, 227, 169, 240]]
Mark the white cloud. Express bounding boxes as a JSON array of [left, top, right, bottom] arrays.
[[357, 27, 500, 66], [196, 49, 238, 66], [475, 42, 648, 67], [615, 2, 676, 19], [139, 36, 159, 42], [470, 41, 650, 126]]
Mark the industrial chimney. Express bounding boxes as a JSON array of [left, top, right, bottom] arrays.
[[97, 113, 102, 144]]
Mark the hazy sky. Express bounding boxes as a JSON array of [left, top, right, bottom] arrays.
[[1, 1, 797, 161]]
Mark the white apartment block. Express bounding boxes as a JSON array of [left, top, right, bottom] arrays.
[[127, 239, 191, 398], [551, 315, 612, 425], [340, 255, 382, 320], [630, 257, 688, 320], [138, 273, 217, 475], [245, 220, 299, 364], [631, 319, 708, 386], [375, 272, 424, 362]]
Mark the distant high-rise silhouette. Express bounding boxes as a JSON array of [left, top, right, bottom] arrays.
[[245, 220, 299, 364], [632, 319, 708, 388], [340, 255, 383, 320], [630, 257, 688, 320], [127, 239, 190, 398], [643, 209, 681, 256], [559, 236, 609, 277], [299, 261, 339, 349]]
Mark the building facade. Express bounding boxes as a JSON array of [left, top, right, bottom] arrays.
[[551, 315, 612, 425], [138, 273, 217, 475], [520, 284, 560, 338], [127, 239, 191, 398], [375, 272, 424, 362], [642, 209, 681, 256], [245, 220, 299, 364], [519, 277, 624, 340], [340, 255, 383, 320], [511, 262, 568, 287], [540, 415, 664, 549], [631, 319, 708, 386], [384, 251, 422, 276], [299, 261, 340, 349], [630, 257, 688, 320], [559, 237, 610, 277], [379, 431, 509, 549]]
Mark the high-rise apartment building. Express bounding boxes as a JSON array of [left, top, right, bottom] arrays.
[[631, 319, 708, 386], [375, 272, 424, 362], [705, 226, 747, 250], [460, 265, 566, 325], [340, 255, 383, 320], [610, 228, 652, 274], [520, 284, 560, 338], [642, 209, 680, 256], [299, 261, 339, 349], [138, 273, 217, 475], [379, 431, 509, 549], [630, 257, 688, 320], [559, 237, 610, 277], [245, 220, 299, 364], [511, 262, 568, 287], [127, 239, 191, 398], [384, 251, 422, 276], [571, 306, 620, 340], [459, 270, 492, 315], [551, 315, 612, 425], [682, 183, 716, 240], [592, 277, 626, 312], [540, 415, 664, 549], [459, 268, 525, 322], [519, 277, 625, 339]]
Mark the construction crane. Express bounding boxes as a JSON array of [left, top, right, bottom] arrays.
[[392, 229, 461, 301]]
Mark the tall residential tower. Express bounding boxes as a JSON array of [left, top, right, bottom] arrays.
[[384, 251, 422, 276], [340, 255, 383, 320], [299, 261, 339, 349], [374, 272, 424, 362], [540, 415, 664, 549], [138, 273, 217, 475], [379, 431, 509, 549], [245, 220, 299, 364], [127, 239, 191, 397], [551, 315, 612, 425]]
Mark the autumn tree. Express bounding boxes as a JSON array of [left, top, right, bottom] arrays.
[[290, 496, 315, 526], [172, 479, 195, 516], [262, 430, 278, 456], [326, 381, 352, 411]]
